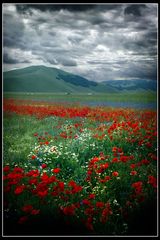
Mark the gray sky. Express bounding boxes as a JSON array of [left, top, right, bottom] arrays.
[[3, 3, 158, 81]]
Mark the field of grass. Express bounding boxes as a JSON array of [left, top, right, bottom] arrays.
[[3, 91, 157, 103], [3, 95, 157, 236]]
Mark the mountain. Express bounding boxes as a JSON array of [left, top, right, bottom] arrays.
[[3, 65, 116, 93], [102, 80, 157, 92], [3, 65, 157, 93]]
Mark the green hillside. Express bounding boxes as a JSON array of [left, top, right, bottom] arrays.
[[3, 65, 116, 93], [3, 65, 157, 93]]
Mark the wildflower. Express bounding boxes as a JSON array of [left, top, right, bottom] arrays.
[[112, 171, 119, 177], [88, 193, 96, 199], [100, 202, 112, 223], [141, 159, 150, 165], [18, 216, 28, 224], [3, 166, 10, 172], [105, 176, 111, 181], [100, 176, 111, 183], [72, 185, 83, 193], [13, 167, 24, 173], [58, 181, 65, 191], [130, 164, 136, 169], [52, 168, 61, 174], [132, 181, 143, 189], [31, 209, 40, 215], [148, 176, 157, 188], [82, 199, 91, 205], [112, 158, 118, 163], [37, 190, 48, 198], [14, 185, 25, 195], [96, 201, 104, 208], [146, 142, 152, 148], [85, 217, 94, 231], [112, 147, 117, 152], [120, 156, 129, 163], [132, 181, 143, 194], [63, 205, 75, 216], [41, 163, 47, 169], [130, 170, 137, 176], [26, 169, 39, 177], [28, 178, 38, 185], [68, 180, 76, 187], [22, 205, 33, 213], [31, 155, 37, 160], [85, 207, 94, 215]]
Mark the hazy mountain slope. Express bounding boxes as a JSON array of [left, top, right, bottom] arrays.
[[3, 65, 117, 93], [102, 80, 157, 92], [3, 65, 157, 93]]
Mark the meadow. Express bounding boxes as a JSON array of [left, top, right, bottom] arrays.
[[4, 91, 157, 103], [3, 93, 157, 236]]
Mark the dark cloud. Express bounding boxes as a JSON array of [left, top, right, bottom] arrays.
[[3, 52, 30, 64], [3, 13, 25, 48], [3, 3, 158, 81], [124, 4, 147, 16], [60, 58, 77, 67], [16, 4, 96, 14], [121, 62, 157, 80]]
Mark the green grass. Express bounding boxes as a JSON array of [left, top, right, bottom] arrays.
[[3, 91, 157, 103], [3, 114, 58, 164]]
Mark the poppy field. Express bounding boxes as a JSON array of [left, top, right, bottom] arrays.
[[3, 97, 158, 236]]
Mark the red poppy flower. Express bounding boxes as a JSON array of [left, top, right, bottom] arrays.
[[88, 194, 96, 199], [112, 158, 118, 163], [96, 201, 104, 208], [105, 176, 111, 181], [63, 205, 75, 216], [31, 155, 37, 160], [22, 205, 33, 213], [14, 185, 25, 195], [52, 168, 61, 173], [82, 199, 91, 205], [41, 164, 47, 169], [18, 216, 28, 224], [112, 171, 119, 177], [3, 166, 10, 172], [58, 181, 65, 191], [148, 176, 157, 188], [31, 209, 40, 215], [13, 167, 23, 173], [112, 147, 118, 152], [130, 170, 137, 176], [28, 178, 38, 185], [132, 181, 143, 194], [130, 164, 136, 169], [37, 190, 48, 198]]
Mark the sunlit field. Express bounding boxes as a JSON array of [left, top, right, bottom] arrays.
[[3, 95, 157, 236]]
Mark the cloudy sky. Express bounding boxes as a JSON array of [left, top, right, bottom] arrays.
[[3, 3, 158, 81]]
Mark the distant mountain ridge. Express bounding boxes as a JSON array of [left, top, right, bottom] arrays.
[[102, 80, 157, 92], [3, 65, 157, 93]]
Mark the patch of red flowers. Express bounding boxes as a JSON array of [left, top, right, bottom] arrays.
[[52, 168, 61, 173]]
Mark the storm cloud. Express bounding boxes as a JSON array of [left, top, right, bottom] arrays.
[[3, 3, 157, 81]]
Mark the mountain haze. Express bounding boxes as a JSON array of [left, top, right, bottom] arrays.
[[3, 66, 157, 93], [102, 80, 157, 92], [3, 66, 117, 93]]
